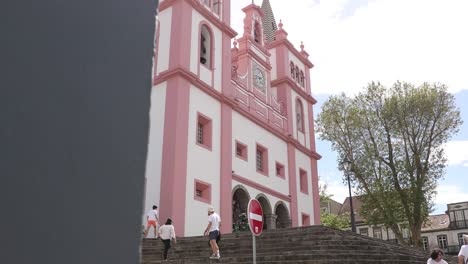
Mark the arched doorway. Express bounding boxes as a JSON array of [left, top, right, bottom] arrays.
[[274, 202, 291, 229], [232, 186, 250, 232], [256, 194, 273, 230]]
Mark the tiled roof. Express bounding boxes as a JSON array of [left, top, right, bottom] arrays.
[[421, 214, 450, 232], [261, 0, 278, 43]]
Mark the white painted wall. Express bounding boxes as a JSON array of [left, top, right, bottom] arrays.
[[269, 48, 277, 80], [232, 180, 290, 217], [156, 7, 172, 75], [295, 149, 314, 225], [200, 65, 212, 85], [190, 9, 223, 92], [185, 86, 222, 236], [423, 229, 468, 250], [232, 111, 289, 195], [143, 83, 167, 237], [291, 89, 311, 149]]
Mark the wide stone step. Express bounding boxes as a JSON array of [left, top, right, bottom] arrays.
[[140, 225, 428, 264]]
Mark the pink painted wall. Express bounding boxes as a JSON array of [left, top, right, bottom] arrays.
[[159, 0, 193, 235], [154, 0, 321, 235]]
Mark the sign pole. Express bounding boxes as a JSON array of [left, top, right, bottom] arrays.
[[248, 199, 263, 264], [252, 234, 256, 264]]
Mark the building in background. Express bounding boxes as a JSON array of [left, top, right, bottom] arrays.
[[144, 0, 321, 237], [338, 197, 468, 254]]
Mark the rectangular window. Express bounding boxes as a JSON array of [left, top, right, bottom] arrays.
[[299, 169, 308, 194], [275, 162, 285, 178], [302, 213, 310, 226], [453, 210, 468, 228], [359, 228, 368, 236], [256, 144, 268, 175], [437, 235, 448, 249], [458, 233, 467, 245], [196, 113, 212, 150], [373, 227, 383, 239], [194, 179, 211, 204], [197, 123, 203, 144], [422, 236, 429, 251], [235, 141, 247, 161]]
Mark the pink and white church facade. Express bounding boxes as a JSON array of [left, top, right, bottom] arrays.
[[144, 0, 322, 237]]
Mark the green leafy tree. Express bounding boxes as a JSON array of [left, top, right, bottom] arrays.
[[321, 210, 351, 230], [316, 82, 462, 246], [319, 181, 350, 229]]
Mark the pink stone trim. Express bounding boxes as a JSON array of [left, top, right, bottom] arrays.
[[232, 174, 291, 202], [301, 212, 311, 226], [287, 143, 298, 226], [160, 0, 237, 38], [159, 77, 191, 236], [194, 179, 212, 204], [235, 46, 272, 70], [220, 103, 233, 234], [168, 0, 192, 70], [153, 69, 322, 159], [219, 0, 233, 234], [268, 38, 314, 68], [307, 102, 316, 151], [311, 159, 320, 224], [271, 77, 317, 104]]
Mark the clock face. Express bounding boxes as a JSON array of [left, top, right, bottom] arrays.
[[253, 67, 265, 90]]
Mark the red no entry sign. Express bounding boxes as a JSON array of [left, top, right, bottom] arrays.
[[248, 199, 263, 236]]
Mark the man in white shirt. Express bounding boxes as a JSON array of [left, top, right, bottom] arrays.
[[204, 207, 221, 259], [144, 205, 159, 238], [459, 234, 468, 264]]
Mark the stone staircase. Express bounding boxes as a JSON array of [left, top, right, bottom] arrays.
[[141, 225, 429, 263]]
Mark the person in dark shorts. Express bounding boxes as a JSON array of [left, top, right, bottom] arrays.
[[203, 207, 221, 259]]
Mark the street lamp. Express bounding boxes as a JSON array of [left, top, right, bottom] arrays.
[[342, 157, 356, 233]]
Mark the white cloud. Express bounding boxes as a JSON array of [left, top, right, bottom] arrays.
[[232, 0, 468, 95], [435, 184, 468, 206], [444, 140, 468, 166], [319, 175, 350, 204]]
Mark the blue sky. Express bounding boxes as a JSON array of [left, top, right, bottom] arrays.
[[232, 0, 468, 214]]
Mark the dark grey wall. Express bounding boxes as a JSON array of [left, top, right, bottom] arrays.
[[1, 1, 157, 263]]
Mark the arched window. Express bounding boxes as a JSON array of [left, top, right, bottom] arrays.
[[295, 66, 299, 82], [254, 21, 261, 44], [290, 62, 295, 77], [300, 71, 305, 87], [200, 25, 212, 68], [296, 99, 304, 132]]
